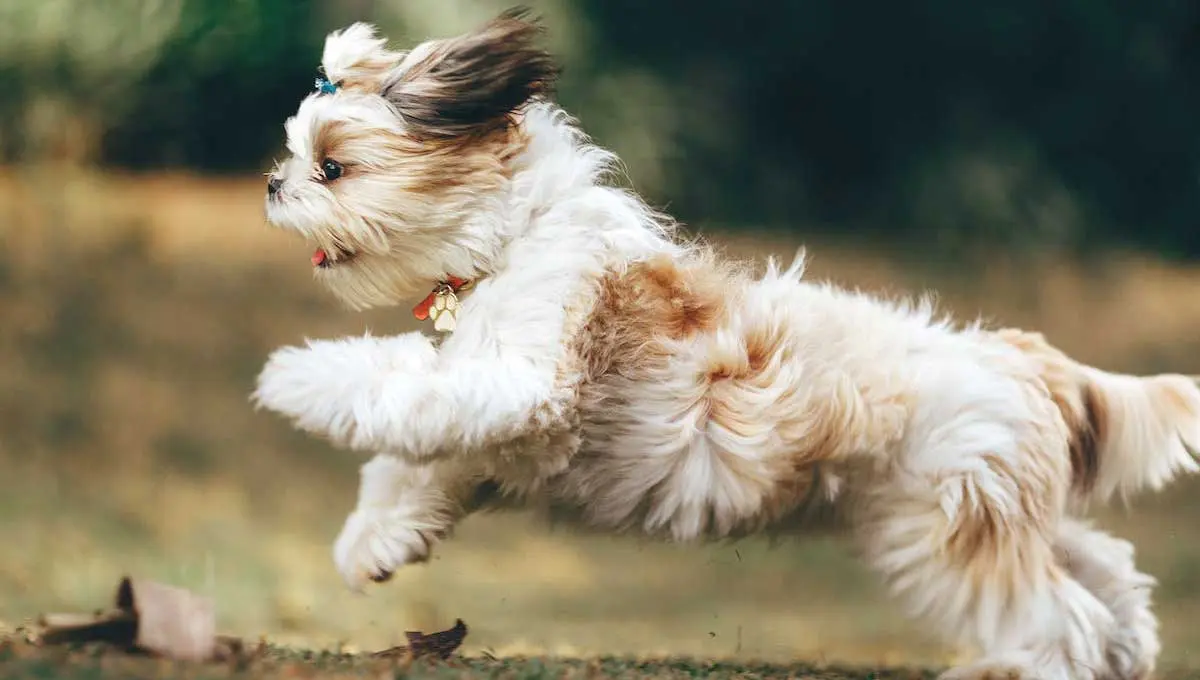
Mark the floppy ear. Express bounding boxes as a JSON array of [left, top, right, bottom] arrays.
[[321, 23, 403, 92], [379, 7, 559, 140]]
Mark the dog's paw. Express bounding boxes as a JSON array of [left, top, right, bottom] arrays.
[[253, 346, 379, 450], [253, 343, 325, 417], [252, 333, 437, 448], [1105, 600, 1159, 680], [332, 508, 437, 591]]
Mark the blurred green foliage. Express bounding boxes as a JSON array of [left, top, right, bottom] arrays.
[[2, 0, 1198, 261]]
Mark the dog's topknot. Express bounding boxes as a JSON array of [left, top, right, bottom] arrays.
[[321, 22, 404, 92]]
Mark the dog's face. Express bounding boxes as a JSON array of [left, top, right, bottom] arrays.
[[264, 10, 557, 309]]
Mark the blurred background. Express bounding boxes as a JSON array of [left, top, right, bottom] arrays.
[[2, 0, 1200, 669]]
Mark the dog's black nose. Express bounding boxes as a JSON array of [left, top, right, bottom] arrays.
[[267, 176, 283, 196]]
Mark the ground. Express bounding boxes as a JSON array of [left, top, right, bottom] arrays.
[[4, 171, 1200, 675], [1, 637, 943, 680], [5, 639, 1200, 680]]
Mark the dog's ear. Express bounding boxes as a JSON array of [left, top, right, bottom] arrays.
[[379, 7, 558, 140], [322, 23, 403, 93]]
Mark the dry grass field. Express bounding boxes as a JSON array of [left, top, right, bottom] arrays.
[[3, 167, 1200, 676]]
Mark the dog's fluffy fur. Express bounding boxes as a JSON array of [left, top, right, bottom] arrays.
[[254, 10, 1200, 679]]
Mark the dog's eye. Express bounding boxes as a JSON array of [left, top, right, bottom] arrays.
[[321, 159, 343, 181]]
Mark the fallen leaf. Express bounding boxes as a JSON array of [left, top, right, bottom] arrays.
[[37, 575, 220, 662], [372, 618, 468, 660]]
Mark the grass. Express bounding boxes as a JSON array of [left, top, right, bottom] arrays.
[[0, 636, 946, 680], [6, 638, 1200, 680], [5, 638, 1200, 680], [4, 167, 1200, 675]]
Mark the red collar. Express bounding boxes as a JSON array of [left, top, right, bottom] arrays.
[[412, 276, 471, 321]]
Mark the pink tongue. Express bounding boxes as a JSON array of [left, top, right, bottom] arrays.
[[311, 248, 328, 266]]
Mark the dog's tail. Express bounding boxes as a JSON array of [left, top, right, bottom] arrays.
[[996, 328, 1200, 503]]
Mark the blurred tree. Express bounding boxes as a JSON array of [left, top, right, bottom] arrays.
[[575, 0, 1200, 260], [0, 0, 186, 163], [1, 0, 1197, 261], [98, 0, 322, 171]]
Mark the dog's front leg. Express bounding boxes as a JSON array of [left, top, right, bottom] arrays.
[[321, 262, 574, 459], [257, 251, 573, 459], [254, 333, 553, 458], [345, 356, 555, 459], [252, 331, 438, 447], [332, 453, 477, 590]]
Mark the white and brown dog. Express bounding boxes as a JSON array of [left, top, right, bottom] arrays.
[[254, 9, 1200, 679]]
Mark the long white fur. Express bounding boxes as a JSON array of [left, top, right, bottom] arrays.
[[252, 17, 1200, 680]]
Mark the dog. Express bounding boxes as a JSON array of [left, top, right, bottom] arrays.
[[254, 9, 1200, 679]]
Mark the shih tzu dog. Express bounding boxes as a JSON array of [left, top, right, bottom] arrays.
[[253, 9, 1200, 679]]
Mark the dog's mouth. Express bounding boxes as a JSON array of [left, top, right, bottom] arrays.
[[311, 246, 358, 269]]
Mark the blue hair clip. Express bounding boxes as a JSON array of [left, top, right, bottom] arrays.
[[315, 77, 338, 95]]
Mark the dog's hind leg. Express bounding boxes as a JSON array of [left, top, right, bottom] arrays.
[[856, 360, 1116, 680], [858, 467, 1115, 679]]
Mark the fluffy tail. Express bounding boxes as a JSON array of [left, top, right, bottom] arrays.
[[996, 328, 1200, 503]]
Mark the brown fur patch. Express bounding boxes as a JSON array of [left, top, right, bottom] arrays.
[[993, 328, 1101, 495], [312, 120, 359, 168], [578, 251, 729, 383], [313, 116, 528, 201], [396, 125, 527, 197], [1077, 382, 1107, 492]]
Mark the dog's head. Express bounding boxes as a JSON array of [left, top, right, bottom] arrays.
[[264, 8, 558, 309]]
